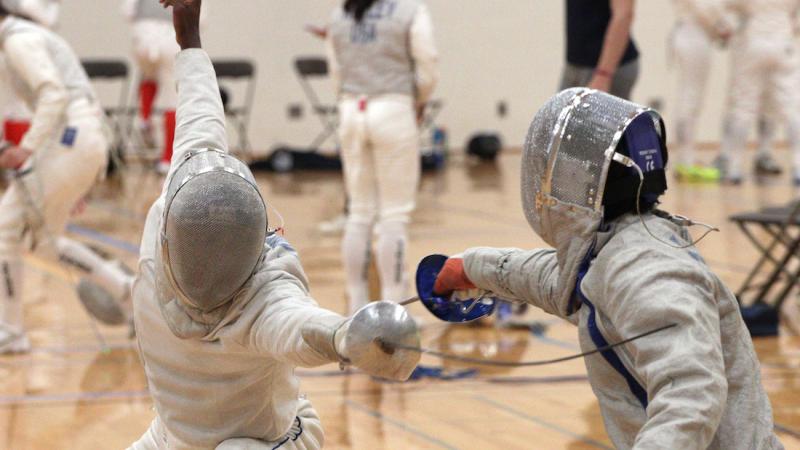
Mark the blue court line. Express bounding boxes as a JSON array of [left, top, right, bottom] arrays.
[[775, 423, 800, 439], [344, 399, 460, 450], [473, 396, 613, 450], [66, 224, 140, 256], [485, 375, 588, 384]]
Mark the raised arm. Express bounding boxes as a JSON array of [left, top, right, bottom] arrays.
[[162, 0, 227, 180]]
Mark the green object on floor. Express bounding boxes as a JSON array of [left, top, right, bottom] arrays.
[[675, 164, 721, 183]]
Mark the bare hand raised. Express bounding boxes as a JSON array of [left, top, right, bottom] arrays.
[[159, 0, 202, 50]]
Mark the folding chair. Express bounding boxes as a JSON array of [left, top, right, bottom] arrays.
[[212, 59, 256, 160], [294, 56, 339, 151], [81, 59, 131, 168], [730, 200, 800, 336]]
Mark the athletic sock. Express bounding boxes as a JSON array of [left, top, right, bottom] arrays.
[[161, 110, 176, 164], [139, 80, 158, 122], [0, 257, 23, 334], [343, 220, 372, 315], [375, 220, 408, 303]]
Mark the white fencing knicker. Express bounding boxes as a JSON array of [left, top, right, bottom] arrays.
[[339, 94, 420, 315], [719, 2, 800, 181], [672, 19, 715, 166]]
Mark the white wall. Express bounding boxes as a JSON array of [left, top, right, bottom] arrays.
[[57, 1, 730, 155]]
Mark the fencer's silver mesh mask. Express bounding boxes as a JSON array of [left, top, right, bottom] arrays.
[[161, 149, 268, 312], [521, 88, 664, 246]]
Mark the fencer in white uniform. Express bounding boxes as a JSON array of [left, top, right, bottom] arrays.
[[671, 0, 735, 181], [123, 0, 180, 172], [718, 0, 800, 184], [129, 2, 420, 449], [0, 4, 134, 353], [434, 89, 782, 449], [326, 0, 438, 314]]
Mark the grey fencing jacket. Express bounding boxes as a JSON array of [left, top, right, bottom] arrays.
[[463, 213, 783, 450]]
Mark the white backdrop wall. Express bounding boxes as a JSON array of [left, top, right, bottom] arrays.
[[57, 1, 732, 156]]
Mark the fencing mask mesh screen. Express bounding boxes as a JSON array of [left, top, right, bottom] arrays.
[[521, 88, 663, 244], [162, 151, 267, 312]]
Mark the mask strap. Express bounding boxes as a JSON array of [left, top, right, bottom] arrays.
[[611, 153, 719, 249], [267, 202, 285, 236]]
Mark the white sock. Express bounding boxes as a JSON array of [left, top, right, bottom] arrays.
[[721, 117, 747, 177], [0, 258, 23, 333], [674, 118, 695, 166], [342, 221, 372, 316], [56, 237, 132, 301], [375, 220, 408, 303]]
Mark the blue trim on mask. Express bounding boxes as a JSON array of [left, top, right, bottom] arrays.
[[575, 255, 649, 409]]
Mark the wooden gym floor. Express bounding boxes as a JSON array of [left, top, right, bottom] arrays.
[[1, 150, 799, 449]]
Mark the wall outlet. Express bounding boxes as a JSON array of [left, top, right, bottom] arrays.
[[497, 100, 508, 118], [288, 103, 304, 120]]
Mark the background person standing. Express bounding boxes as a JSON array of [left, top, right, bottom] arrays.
[[560, 0, 639, 99]]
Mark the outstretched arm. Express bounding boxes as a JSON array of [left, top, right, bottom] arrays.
[[160, 0, 227, 180], [247, 238, 419, 380], [462, 247, 572, 322], [243, 241, 347, 368]]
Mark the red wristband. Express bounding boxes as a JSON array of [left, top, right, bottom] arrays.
[[594, 68, 614, 79]]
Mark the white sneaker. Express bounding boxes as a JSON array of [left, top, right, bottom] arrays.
[[0, 327, 30, 354]]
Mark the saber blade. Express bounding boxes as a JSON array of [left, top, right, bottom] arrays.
[[377, 323, 677, 368], [398, 296, 421, 306]]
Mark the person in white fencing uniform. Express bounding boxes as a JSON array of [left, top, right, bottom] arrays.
[[326, 0, 438, 314], [129, 2, 420, 449], [717, 0, 800, 184], [0, 3, 136, 353], [123, 0, 180, 173], [671, 0, 735, 181], [433, 89, 782, 449]]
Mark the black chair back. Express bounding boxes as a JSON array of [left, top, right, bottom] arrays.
[[82, 60, 128, 79], [213, 60, 256, 79], [294, 57, 328, 77]]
